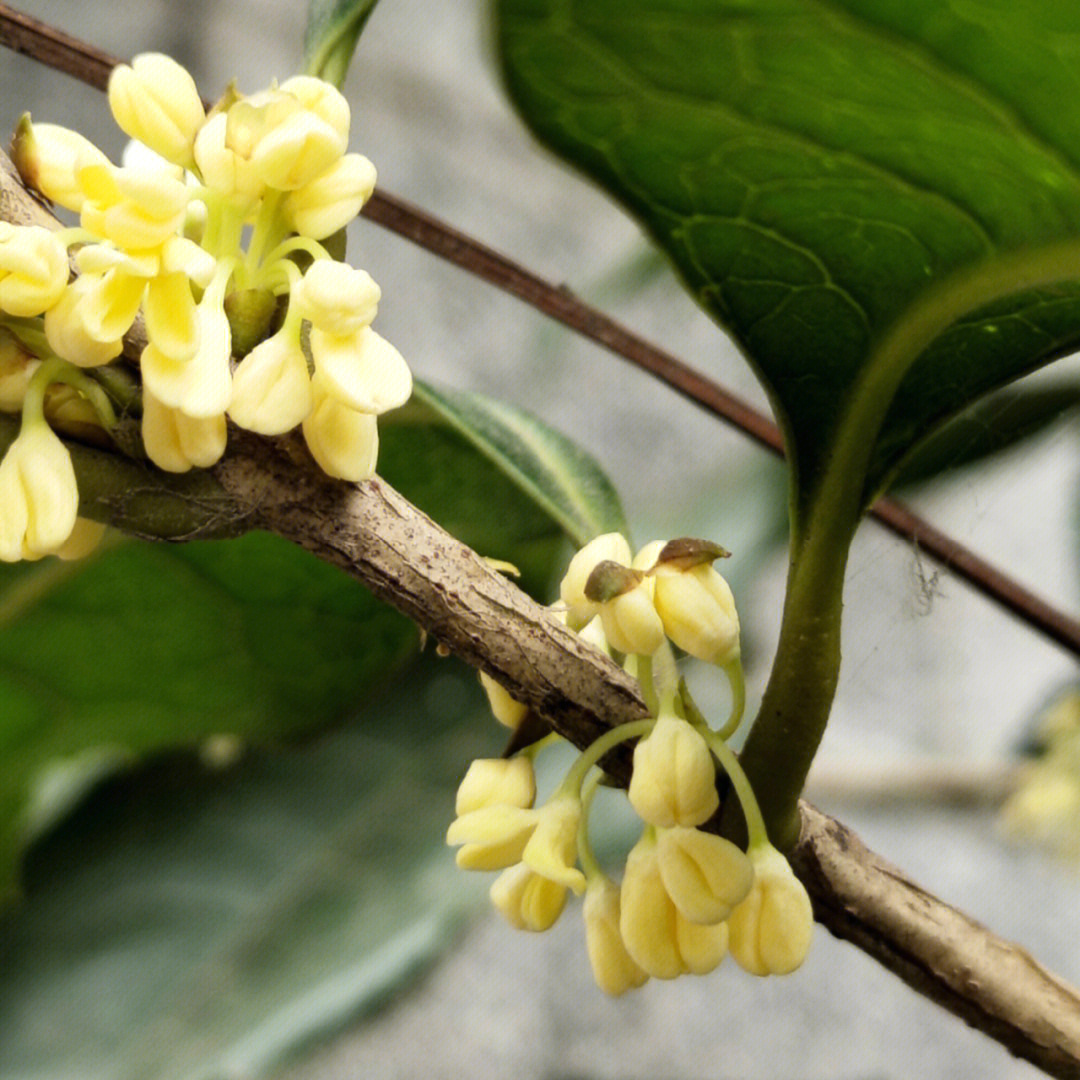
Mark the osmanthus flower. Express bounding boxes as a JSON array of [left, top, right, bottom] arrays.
[[727, 842, 814, 976], [627, 708, 719, 828], [0, 50, 414, 553], [558, 531, 664, 655], [582, 875, 649, 995], [489, 862, 568, 932]]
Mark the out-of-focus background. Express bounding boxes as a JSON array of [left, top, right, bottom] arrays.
[[3, 1, 1080, 1077]]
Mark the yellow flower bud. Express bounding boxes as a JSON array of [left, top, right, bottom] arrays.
[[248, 105, 346, 191], [656, 825, 754, 925], [108, 53, 205, 168], [278, 76, 351, 141], [227, 331, 312, 435], [193, 112, 264, 208], [141, 390, 227, 473], [619, 830, 683, 979], [675, 913, 728, 976], [727, 844, 813, 976], [0, 424, 79, 562], [0, 224, 69, 317], [445, 804, 537, 871], [489, 863, 567, 932], [559, 532, 632, 628], [301, 374, 380, 482], [521, 794, 586, 894], [44, 278, 124, 368], [479, 670, 529, 729], [454, 757, 536, 816], [282, 153, 376, 239], [98, 167, 191, 251], [11, 118, 110, 211], [628, 711, 719, 828], [653, 562, 740, 666], [583, 876, 649, 995], [598, 580, 664, 656], [294, 261, 380, 336], [309, 327, 412, 415]]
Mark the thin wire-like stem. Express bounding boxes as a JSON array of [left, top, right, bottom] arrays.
[[0, 1, 1078, 659]]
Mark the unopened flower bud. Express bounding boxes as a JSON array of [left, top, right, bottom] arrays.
[[193, 112, 264, 207], [479, 670, 529, 729], [559, 532, 632, 627], [628, 711, 718, 828], [11, 117, 110, 211], [454, 757, 536, 815], [446, 804, 538, 871], [283, 153, 377, 239], [675, 913, 729, 976], [301, 374, 380, 481], [0, 424, 79, 562], [279, 76, 350, 141], [228, 331, 312, 435], [521, 794, 586, 893], [247, 100, 346, 191], [141, 390, 227, 473], [108, 53, 205, 167], [489, 863, 567, 932], [727, 843, 813, 976], [656, 825, 754, 924], [0, 224, 69, 317], [619, 831, 683, 978], [653, 559, 740, 666], [294, 261, 380, 336], [583, 876, 649, 995]]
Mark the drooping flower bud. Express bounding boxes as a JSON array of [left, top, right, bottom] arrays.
[[0, 224, 69, 318], [108, 53, 205, 168], [54, 516, 106, 561], [628, 711, 718, 828], [301, 374, 380, 482], [454, 757, 536, 816], [228, 330, 313, 435], [656, 825, 754, 925], [647, 539, 740, 665], [583, 876, 649, 995], [489, 862, 567, 932], [521, 794, 586, 893], [283, 153, 377, 239], [727, 843, 814, 976], [445, 803, 537, 871], [559, 532, 632, 628], [141, 390, 227, 473], [619, 830, 683, 979], [0, 423, 79, 561]]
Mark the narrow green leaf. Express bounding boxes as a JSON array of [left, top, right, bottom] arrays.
[[302, 0, 381, 86], [411, 380, 627, 547], [495, 0, 1080, 520], [0, 660, 492, 1080]]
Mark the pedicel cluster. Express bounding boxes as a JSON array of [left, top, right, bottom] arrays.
[[447, 533, 814, 994], [0, 52, 411, 561]]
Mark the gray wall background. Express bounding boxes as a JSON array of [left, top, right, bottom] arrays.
[[5, 2, 1080, 1077]]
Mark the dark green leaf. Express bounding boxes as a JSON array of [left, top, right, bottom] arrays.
[[0, 390, 612, 900], [0, 659, 493, 1080], [495, 0, 1080, 521], [891, 384, 1080, 490], [303, 0, 381, 86]]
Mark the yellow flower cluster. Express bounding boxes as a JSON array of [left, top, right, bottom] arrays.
[[0, 52, 410, 560], [449, 533, 813, 995]]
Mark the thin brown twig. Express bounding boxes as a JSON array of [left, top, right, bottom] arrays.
[[1, 0, 1079, 658]]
